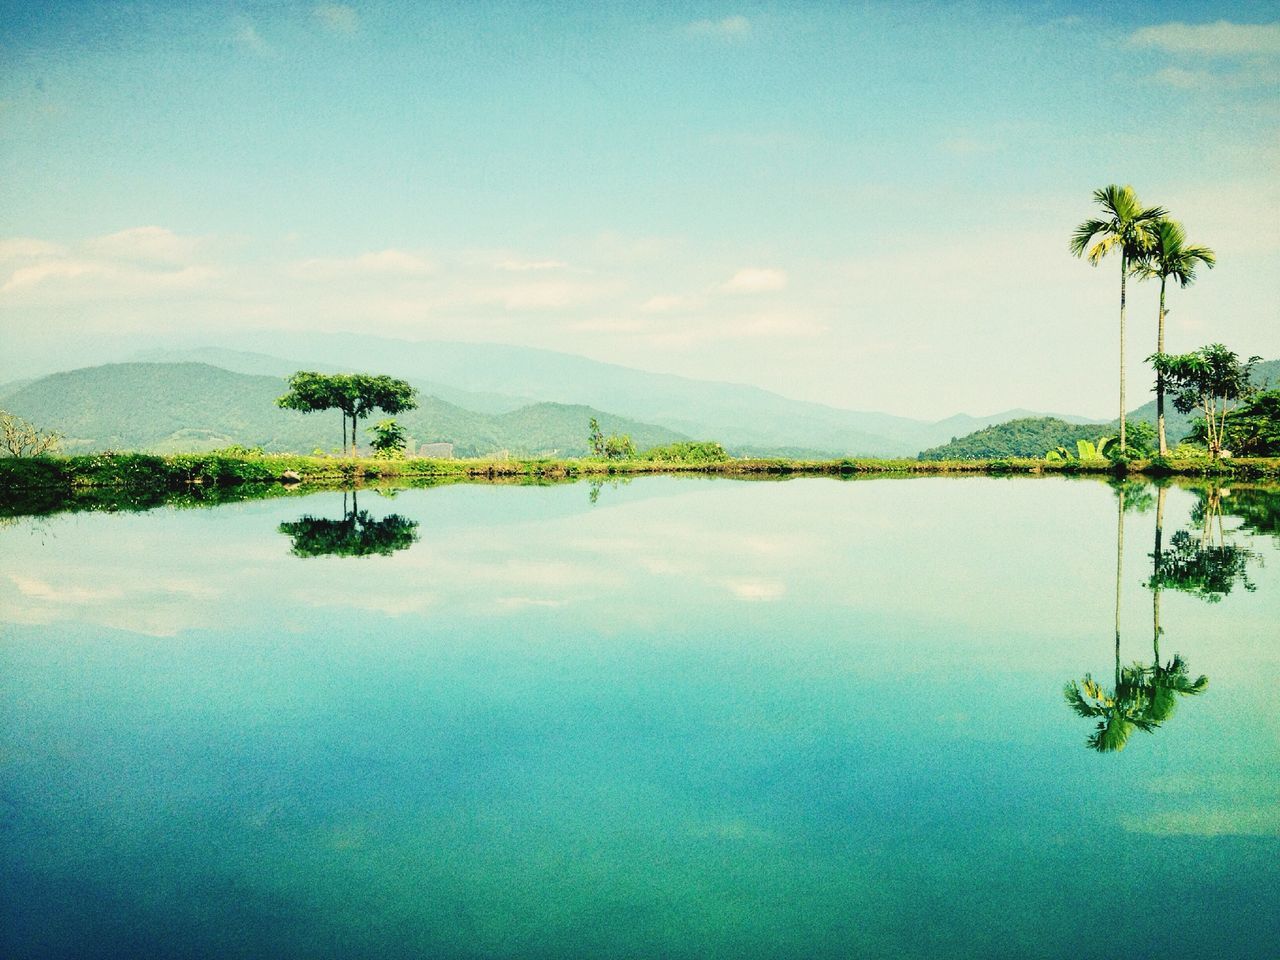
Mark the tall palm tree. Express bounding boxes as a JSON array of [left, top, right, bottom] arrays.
[[1070, 185, 1167, 452], [1131, 219, 1216, 454]]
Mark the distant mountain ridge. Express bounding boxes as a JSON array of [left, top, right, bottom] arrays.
[[2, 363, 686, 457], [133, 336, 1094, 456]]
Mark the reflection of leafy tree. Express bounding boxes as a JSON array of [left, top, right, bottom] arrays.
[[279, 491, 418, 558], [1149, 487, 1257, 602], [1148, 531, 1255, 602], [1217, 487, 1280, 541]]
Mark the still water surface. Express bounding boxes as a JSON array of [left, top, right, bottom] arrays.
[[2, 476, 1278, 958]]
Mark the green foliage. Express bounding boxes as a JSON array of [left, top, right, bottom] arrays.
[[1150, 344, 1260, 458], [642, 440, 729, 462], [279, 371, 418, 454], [1148, 530, 1255, 602], [603, 433, 636, 460], [1215, 389, 1280, 457], [1070, 185, 1167, 264], [368, 418, 408, 458]]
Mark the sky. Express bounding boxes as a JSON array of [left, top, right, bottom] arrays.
[[1, 0, 1277, 420]]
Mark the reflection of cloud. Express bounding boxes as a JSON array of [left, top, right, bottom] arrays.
[[495, 597, 567, 610], [724, 579, 786, 602], [291, 588, 435, 617], [1129, 21, 1280, 57], [10, 574, 123, 603], [688, 16, 751, 38], [1122, 805, 1280, 837], [314, 3, 358, 35], [235, 22, 274, 57]]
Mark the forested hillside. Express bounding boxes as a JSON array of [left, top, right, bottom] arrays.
[[2, 363, 687, 457], [918, 418, 1108, 460]]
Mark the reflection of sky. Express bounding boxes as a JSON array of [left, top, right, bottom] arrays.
[[2, 477, 1279, 958]]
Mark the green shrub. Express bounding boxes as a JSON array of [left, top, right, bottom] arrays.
[[642, 441, 729, 462]]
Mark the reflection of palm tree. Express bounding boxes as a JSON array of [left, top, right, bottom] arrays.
[[1143, 485, 1209, 722], [278, 488, 419, 558], [1064, 484, 1155, 751], [1064, 482, 1208, 752]]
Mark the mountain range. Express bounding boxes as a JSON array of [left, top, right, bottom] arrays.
[[3, 336, 1272, 459]]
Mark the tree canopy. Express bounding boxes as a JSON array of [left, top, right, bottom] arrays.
[[277, 371, 417, 455]]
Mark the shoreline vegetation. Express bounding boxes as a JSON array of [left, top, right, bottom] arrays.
[[3, 450, 1279, 520]]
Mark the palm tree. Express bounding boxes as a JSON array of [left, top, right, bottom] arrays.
[[1070, 185, 1167, 452], [1131, 219, 1216, 455]]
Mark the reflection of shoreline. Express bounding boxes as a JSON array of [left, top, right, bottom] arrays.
[[7, 471, 1280, 524]]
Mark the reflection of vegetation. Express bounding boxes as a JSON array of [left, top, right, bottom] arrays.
[[1064, 482, 1209, 753], [1149, 486, 1257, 602], [1065, 667, 1156, 753], [587, 476, 632, 505], [1149, 531, 1255, 602], [1219, 487, 1280, 540], [278, 491, 419, 558]]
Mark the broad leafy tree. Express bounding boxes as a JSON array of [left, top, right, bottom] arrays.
[[1131, 219, 1215, 455], [1070, 185, 1166, 452], [1149, 344, 1258, 458], [278, 372, 417, 455]]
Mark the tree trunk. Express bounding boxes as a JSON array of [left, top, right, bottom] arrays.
[[1156, 276, 1168, 455], [1153, 486, 1165, 665], [1119, 256, 1128, 452], [341, 412, 347, 455], [1115, 486, 1125, 687]]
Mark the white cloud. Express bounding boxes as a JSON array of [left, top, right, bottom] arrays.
[[291, 248, 434, 278], [721, 267, 788, 294], [1, 259, 108, 293], [1129, 20, 1280, 57], [313, 4, 359, 35], [0, 238, 65, 261], [689, 15, 751, 38], [88, 225, 201, 264], [640, 294, 699, 312], [496, 257, 568, 272]]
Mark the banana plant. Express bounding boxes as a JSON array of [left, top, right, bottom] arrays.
[[1045, 436, 1115, 461]]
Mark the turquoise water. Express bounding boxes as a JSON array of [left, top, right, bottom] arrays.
[[2, 476, 1277, 959]]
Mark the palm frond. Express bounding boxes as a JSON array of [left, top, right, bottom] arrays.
[[1070, 218, 1109, 257]]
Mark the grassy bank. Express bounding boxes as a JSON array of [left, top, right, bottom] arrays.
[[3, 450, 1280, 493]]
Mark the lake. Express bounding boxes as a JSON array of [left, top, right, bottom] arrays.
[[2, 475, 1278, 959]]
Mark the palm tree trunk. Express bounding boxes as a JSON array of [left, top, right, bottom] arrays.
[[1119, 256, 1128, 452], [1156, 276, 1168, 455]]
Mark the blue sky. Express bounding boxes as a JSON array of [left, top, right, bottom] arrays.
[[1, 1, 1277, 418]]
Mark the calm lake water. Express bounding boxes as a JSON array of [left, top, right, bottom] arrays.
[[2, 475, 1278, 959]]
